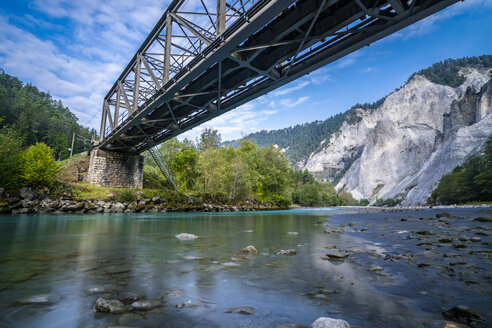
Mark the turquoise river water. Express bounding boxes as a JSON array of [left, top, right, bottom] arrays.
[[1, 208, 488, 327]]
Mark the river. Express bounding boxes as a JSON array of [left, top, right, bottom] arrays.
[[0, 208, 490, 327]]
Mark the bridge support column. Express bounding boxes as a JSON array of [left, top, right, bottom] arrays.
[[88, 148, 144, 189]]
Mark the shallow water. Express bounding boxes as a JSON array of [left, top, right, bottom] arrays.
[[0, 209, 490, 327]]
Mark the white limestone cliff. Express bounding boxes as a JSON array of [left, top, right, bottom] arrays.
[[301, 67, 492, 205]]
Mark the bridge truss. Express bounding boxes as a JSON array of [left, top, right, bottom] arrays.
[[97, 0, 458, 153]]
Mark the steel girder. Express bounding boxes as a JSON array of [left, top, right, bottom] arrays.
[[98, 0, 458, 153]]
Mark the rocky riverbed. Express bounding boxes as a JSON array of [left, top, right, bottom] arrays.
[[323, 207, 492, 327], [0, 187, 284, 214]]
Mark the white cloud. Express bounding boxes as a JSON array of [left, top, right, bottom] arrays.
[[280, 96, 309, 108], [180, 101, 279, 141], [273, 81, 310, 96]]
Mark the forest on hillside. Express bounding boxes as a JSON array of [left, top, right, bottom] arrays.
[[227, 55, 492, 164], [0, 69, 96, 160]]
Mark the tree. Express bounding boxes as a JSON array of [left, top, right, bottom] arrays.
[[20, 142, 60, 188], [198, 128, 221, 151], [0, 125, 22, 189]]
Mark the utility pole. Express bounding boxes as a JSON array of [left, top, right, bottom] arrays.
[[70, 132, 75, 157]]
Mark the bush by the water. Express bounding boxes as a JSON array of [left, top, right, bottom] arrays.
[[375, 197, 402, 207], [428, 135, 492, 205], [20, 142, 60, 188]]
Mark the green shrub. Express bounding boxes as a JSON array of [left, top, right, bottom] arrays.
[[359, 199, 370, 206], [20, 142, 60, 188], [115, 190, 137, 202]]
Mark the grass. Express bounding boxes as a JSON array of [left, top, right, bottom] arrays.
[[70, 182, 162, 201]]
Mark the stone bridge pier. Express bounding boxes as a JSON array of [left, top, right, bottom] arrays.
[[88, 148, 144, 189]]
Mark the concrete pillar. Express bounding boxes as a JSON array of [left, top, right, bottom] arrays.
[[88, 149, 144, 189]]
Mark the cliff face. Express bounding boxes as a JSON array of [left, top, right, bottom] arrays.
[[301, 67, 492, 205]]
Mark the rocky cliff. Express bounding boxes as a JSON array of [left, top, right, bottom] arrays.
[[301, 67, 492, 205]]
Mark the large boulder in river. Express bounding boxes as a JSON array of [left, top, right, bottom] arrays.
[[95, 297, 125, 313], [311, 317, 351, 328]]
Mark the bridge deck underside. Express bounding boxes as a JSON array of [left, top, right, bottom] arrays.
[[99, 0, 456, 153]]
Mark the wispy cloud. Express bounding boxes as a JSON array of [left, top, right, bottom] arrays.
[[280, 96, 309, 108], [388, 0, 491, 40], [180, 101, 279, 141]]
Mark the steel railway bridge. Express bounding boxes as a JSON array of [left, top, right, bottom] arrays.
[[89, 0, 458, 189]]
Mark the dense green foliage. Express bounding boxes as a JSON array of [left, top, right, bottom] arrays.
[[20, 142, 60, 188], [0, 125, 60, 190], [0, 69, 96, 159], [375, 197, 402, 207], [291, 170, 357, 206], [0, 125, 22, 189], [146, 129, 355, 206], [428, 136, 492, 205], [414, 55, 492, 87]]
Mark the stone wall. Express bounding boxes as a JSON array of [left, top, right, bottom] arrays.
[[88, 149, 144, 189]]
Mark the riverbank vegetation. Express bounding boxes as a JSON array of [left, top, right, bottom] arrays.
[[144, 128, 357, 207], [428, 135, 492, 205]]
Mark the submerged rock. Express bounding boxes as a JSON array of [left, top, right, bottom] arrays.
[[95, 297, 125, 313], [436, 212, 456, 218], [222, 262, 240, 267], [310, 317, 351, 328], [176, 233, 199, 240], [472, 216, 492, 222], [117, 291, 145, 304], [368, 265, 384, 272], [224, 306, 255, 314], [424, 320, 470, 328], [442, 305, 484, 325], [242, 245, 258, 254], [85, 286, 114, 295], [131, 299, 164, 311], [277, 249, 297, 255], [18, 294, 60, 305], [276, 324, 308, 328], [287, 232, 299, 236], [322, 250, 350, 260]]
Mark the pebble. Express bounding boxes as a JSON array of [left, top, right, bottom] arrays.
[[277, 249, 297, 255], [175, 233, 199, 240], [424, 320, 470, 328], [242, 245, 258, 254], [224, 306, 255, 314], [322, 250, 350, 259], [368, 265, 384, 272], [310, 317, 351, 328], [131, 299, 164, 311]]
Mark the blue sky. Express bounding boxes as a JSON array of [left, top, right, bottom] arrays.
[[0, 0, 491, 141]]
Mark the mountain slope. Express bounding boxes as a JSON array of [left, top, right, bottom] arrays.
[[303, 64, 491, 205]]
